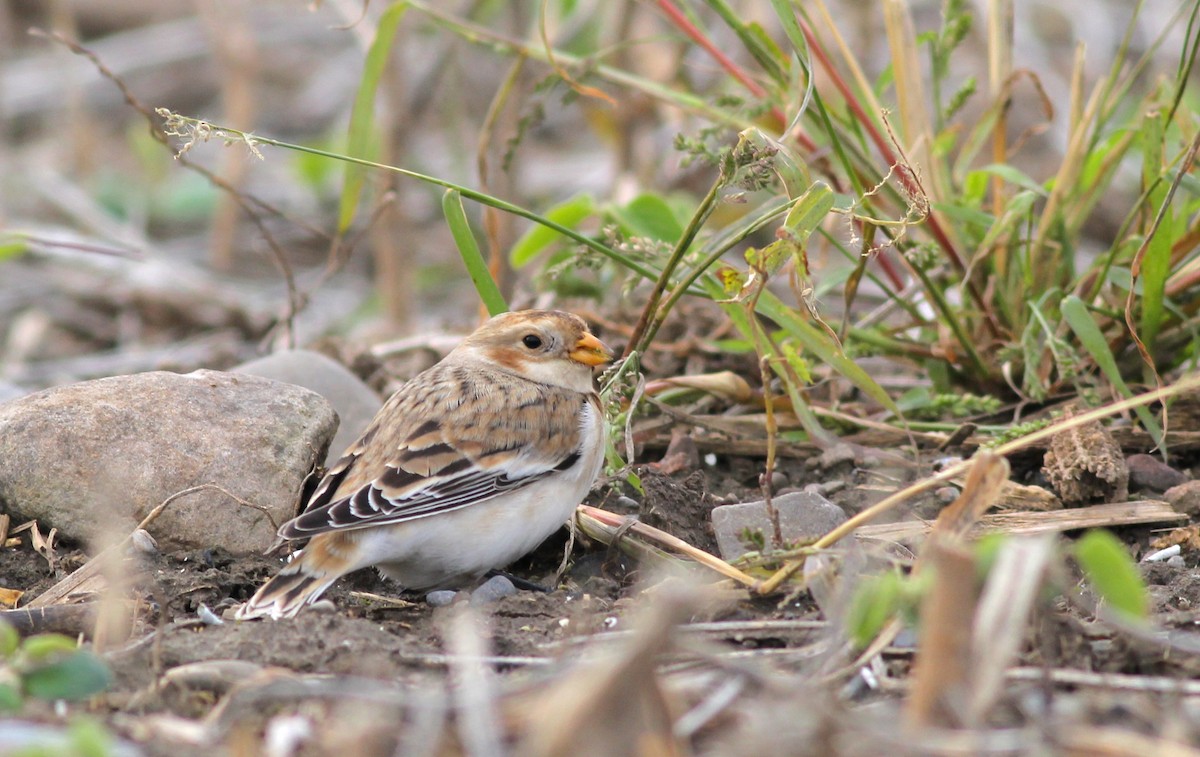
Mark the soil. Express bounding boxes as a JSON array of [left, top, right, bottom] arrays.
[[6, 438, 1200, 755]]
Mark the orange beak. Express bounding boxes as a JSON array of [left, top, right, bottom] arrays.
[[569, 332, 613, 367]]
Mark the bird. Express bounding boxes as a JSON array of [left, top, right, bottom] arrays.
[[236, 310, 612, 620]]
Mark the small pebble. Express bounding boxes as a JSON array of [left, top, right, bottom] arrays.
[[935, 486, 960, 504], [710, 491, 847, 561], [1167, 555, 1188, 568], [808, 442, 857, 471], [891, 627, 918, 650], [1090, 639, 1114, 656], [805, 480, 846, 496], [765, 470, 788, 493], [1165, 480, 1200, 517], [129, 529, 158, 555], [1126, 453, 1186, 492], [614, 495, 640, 510], [309, 599, 338, 614], [469, 575, 517, 605], [426, 590, 458, 607], [704, 453, 718, 466], [932, 456, 963, 472]]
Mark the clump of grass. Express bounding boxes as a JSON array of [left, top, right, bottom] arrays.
[[159, 1, 1200, 441]]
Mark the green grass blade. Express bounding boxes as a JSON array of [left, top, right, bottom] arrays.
[[338, 2, 408, 233], [1061, 295, 1163, 446], [1138, 109, 1174, 356], [510, 193, 595, 268], [1074, 529, 1148, 620], [702, 0, 790, 84], [755, 289, 903, 418], [442, 190, 507, 316]]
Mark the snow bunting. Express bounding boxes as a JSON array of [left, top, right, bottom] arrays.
[[237, 310, 611, 620]]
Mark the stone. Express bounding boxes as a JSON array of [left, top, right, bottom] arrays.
[[807, 443, 857, 472], [0, 369, 338, 555], [426, 590, 458, 607], [469, 574, 517, 605], [934, 486, 960, 505], [1165, 480, 1200, 517], [1125, 453, 1186, 492], [710, 491, 848, 562], [234, 349, 382, 465]]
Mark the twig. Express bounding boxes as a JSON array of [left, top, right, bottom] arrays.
[[30, 29, 315, 346], [755, 373, 1200, 595]]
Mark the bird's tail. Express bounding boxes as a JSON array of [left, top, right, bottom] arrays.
[[235, 559, 339, 620]]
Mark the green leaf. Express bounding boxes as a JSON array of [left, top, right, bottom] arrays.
[[932, 201, 995, 231], [337, 2, 408, 233], [1060, 295, 1163, 447], [0, 681, 20, 711], [976, 190, 1038, 252], [441, 190, 507, 316], [1074, 529, 1148, 619], [22, 651, 112, 702], [17, 634, 77, 663], [701, 1, 790, 84], [976, 163, 1048, 195], [609, 193, 685, 243], [68, 717, 117, 757], [0, 619, 17, 658], [973, 533, 1009, 578], [780, 181, 835, 241], [778, 339, 812, 384], [510, 194, 595, 267], [1138, 109, 1174, 356], [0, 236, 30, 262], [845, 571, 905, 648], [756, 288, 904, 419], [735, 129, 810, 198]]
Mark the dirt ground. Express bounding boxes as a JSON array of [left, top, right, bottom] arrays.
[[5, 435, 1200, 755]]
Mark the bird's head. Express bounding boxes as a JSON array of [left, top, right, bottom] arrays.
[[454, 310, 613, 393]]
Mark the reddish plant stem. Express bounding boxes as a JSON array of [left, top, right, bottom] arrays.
[[656, 0, 907, 292], [799, 19, 1001, 337], [655, 0, 817, 152]]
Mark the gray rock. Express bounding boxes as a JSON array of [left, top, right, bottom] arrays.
[[470, 574, 517, 605], [426, 590, 458, 607], [234, 349, 382, 465], [807, 443, 857, 472], [1165, 480, 1200, 517], [1126, 453, 1186, 492], [0, 369, 337, 555], [711, 491, 848, 561], [935, 486, 960, 504]]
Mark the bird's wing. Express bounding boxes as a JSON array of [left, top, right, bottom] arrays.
[[279, 363, 589, 539]]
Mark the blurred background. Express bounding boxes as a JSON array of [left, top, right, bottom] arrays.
[[0, 0, 1193, 392]]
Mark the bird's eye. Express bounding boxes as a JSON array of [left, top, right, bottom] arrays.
[[522, 334, 544, 349]]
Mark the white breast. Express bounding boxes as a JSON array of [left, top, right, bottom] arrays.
[[352, 397, 606, 589]]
